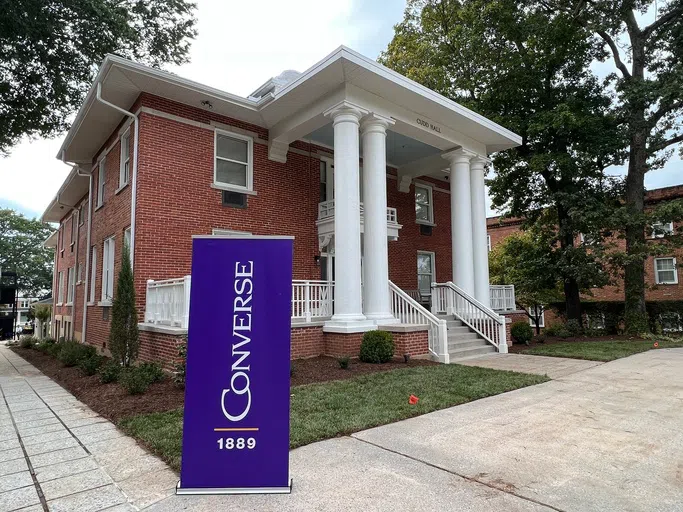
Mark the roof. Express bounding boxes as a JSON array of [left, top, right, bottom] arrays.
[[41, 167, 89, 223]]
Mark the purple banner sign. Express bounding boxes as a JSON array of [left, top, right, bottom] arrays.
[[177, 235, 294, 494]]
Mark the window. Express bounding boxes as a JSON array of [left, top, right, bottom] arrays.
[[652, 221, 674, 238], [528, 306, 545, 328], [77, 263, 83, 284], [97, 158, 106, 207], [655, 257, 678, 285], [120, 130, 130, 187], [70, 214, 76, 250], [415, 184, 433, 224], [89, 246, 97, 303], [101, 237, 115, 302], [214, 130, 253, 192], [586, 312, 606, 330], [487, 234, 492, 252], [417, 251, 435, 296], [67, 267, 75, 304], [124, 227, 132, 267], [59, 226, 64, 252], [659, 312, 682, 332], [78, 203, 84, 226], [57, 271, 64, 304]]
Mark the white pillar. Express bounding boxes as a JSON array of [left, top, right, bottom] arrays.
[[443, 149, 475, 295], [323, 101, 374, 332], [470, 157, 490, 307], [361, 113, 396, 323]]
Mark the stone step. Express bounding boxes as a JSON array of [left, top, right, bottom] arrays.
[[448, 339, 490, 351], [446, 320, 463, 328], [448, 345, 497, 361], [447, 332, 480, 342], [447, 326, 470, 334]]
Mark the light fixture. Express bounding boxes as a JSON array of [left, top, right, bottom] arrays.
[[201, 100, 213, 109]]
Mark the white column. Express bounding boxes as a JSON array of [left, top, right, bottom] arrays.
[[470, 157, 490, 307], [361, 113, 396, 323], [323, 101, 374, 332], [442, 149, 475, 295]]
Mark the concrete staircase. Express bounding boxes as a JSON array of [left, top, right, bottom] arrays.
[[445, 317, 496, 362]]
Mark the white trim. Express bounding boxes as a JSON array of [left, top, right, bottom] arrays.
[[212, 228, 252, 236], [97, 301, 112, 307], [487, 234, 492, 252], [415, 183, 434, 225], [528, 306, 545, 328], [101, 236, 115, 301], [114, 182, 129, 195], [119, 129, 130, 188], [209, 183, 258, 195], [213, 128, 254, 193], [654, 257, 678, 285], [417, 250, 436, 296], [89, 246, 97, 303]]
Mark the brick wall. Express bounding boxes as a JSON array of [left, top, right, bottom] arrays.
[[291, 326, 325, 359], [392, 330, 429, 357], [138, 330, 185, 370]]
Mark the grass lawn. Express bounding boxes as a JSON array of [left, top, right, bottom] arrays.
[[119, 364, 548, 472], [522, 339, 682, 362]]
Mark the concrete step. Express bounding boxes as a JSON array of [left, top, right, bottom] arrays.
[[447, 332, 481, 342], [448, 339, 490, 351], [447, 326, 470, 334], [449, 345, 497, 361], [446, 320, 463, 328]]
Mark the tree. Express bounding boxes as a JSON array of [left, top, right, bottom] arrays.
[[33, 304, 52, 339], [0, 0, 197, 154], [381, 0, 624, 324], [542, 1, 683, 332], [0, 208, 54, 296], [489, 231, 563, 334], [108, 243, 139, 366]]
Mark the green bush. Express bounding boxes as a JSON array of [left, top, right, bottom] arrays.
[[172, 337, 187, 388], [99, 361, 121, 384], [20, 336, 36, 349], [36, 339, 55, 352], [46, 341, 63, 358], [510, 321, 533, 345], [138, 362, 164, 383], [58, 341, 96, 367], [359, 331, 394, 364], [565, 319, 582, 336], [543, 323, 569, 337], [120, 367, 151, 395], [338, 356, 350, 369], [78, 355, 103, 376]]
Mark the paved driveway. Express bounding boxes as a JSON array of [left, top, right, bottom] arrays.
[[2, 345, 682, 511]]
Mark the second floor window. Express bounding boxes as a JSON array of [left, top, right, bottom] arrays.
[[57, 271, 64, 304], [120, 130, 130, 187], [655, 257, 678, 285], [415, 184, 433, 224], [67, 267, 75, 304], [102, 237, 115, 302], [89, 246, 97, 303], [214, 130, 253, 193], [97, 158, 106, 207], [652, 221, 674, 238]]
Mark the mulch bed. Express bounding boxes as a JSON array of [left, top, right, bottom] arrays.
[[508, 335, 649, 353], [11, 347, 185, 423], [290, 356, 437, 386], [11, 347, 437, 421]]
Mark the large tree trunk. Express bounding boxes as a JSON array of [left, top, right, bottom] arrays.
[[557, 204, 582, 324]]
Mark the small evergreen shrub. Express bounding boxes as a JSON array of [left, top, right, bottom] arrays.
[[99, 361, 121, 384], [78, 355, 103, 376], [36, 339, 55, 352], [120, 367, 151, 395], [138, 362, 164, 383], [46, 341, 63, 358], [510, 322, 533, 345], [108, 243, 139, 367], [565, 319, 582, 337], [543, 323, 569, 338], [338, 356, 350, 369], [20, 336, 36, 349], [359, 331, 394, 364], [172, 337, 187, 388], [58, 341, 96, 367]]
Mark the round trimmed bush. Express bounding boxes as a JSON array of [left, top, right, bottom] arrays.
[[359, 330, 394, 364], [20, 336, 36, 349], [58, 341, 96, 367], [138, 362, 164, 383], [120, 367, 151, 395], [99, 361, 121, 384], [510, 321, 533, 345], [78, 355, 104, 376]]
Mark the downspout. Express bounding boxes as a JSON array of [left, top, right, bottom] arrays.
[[95, 83, 139, 271], [55, 190, 79, 340], [75, 168, 93, 344]]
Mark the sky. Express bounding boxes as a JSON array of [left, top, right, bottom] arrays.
[[0, 0, 680, 220]]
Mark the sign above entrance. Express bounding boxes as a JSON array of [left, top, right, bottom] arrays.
[[416, 118, 442, 134]]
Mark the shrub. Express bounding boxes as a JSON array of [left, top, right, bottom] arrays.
[[290, 363, 295, 377], [78, 355, 103, 376], [565, 319, 582, 337], [58, 341, 96, 367], [109, 242, 139, 367], [99, 361, 121, 384], [359, 331, 394, 364], [534, 335, 546, 344], [36, 338, 56, 352], [543, 323, 569, 338], [120, 367, 151, 395], [20, 336, 36, 349], [172, 337, 187, 388], [139, 362, 164, 383], [46, 341, 63, 358], [510, 322, 533, 345], [338, 356, 350, 369]]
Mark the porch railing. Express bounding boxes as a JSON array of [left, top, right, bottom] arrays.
[[318, 200, 398, 224], [291, 280, 334, 323], [389, 281, 449, 363], [489, 285, 516, 312], [144, 276, 191, 329], [432, 281, 507, 352]]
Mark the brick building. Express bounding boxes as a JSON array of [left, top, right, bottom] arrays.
[[42, 47, 524, 365], [486, 185, 683, 332]]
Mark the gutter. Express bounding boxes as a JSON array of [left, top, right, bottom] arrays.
[[77, 167, 93, 344]]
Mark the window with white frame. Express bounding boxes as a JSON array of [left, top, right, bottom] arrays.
[[528, 305, 545, 328], [214, 130, 253, 192], [77, 263, 83, 284], [70, 214, 76, 250], [659, 312, 682, 332], [651, 221, 674, 238], [319, 158, 334, 202], [78, 203, 84, 225], [120, 130, 130, 187], [586, 312, 606, 330], [101, 237, 115, 302], [415, 184, 433, 224], [57, 271, 64, 304], [89, 246, 97, 303], [124, 226, 132, 266], [59, 226, 64, 252], [487, 234, 492, 252], [655, 257, 678, 285], [97, 158, 106, 207], [417, 251, 435, 296], [67, 267, 75, 304]]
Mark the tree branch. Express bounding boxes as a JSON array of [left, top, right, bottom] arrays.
[[649, 101, 682, 129], [595, 27, 632, 79], [650, 133, 683, 153], [642, 4, 683, 40]]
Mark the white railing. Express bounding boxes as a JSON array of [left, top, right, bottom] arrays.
[[490, 285, 516, 312], [144, 276, 191, 329], [432, 281, 507, 352], [318, 200, 398, 224], [291, 280, 334, 323], [389, 281, 449, 363]]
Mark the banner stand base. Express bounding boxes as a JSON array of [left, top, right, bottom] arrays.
[[175, 479, 293, 496]]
